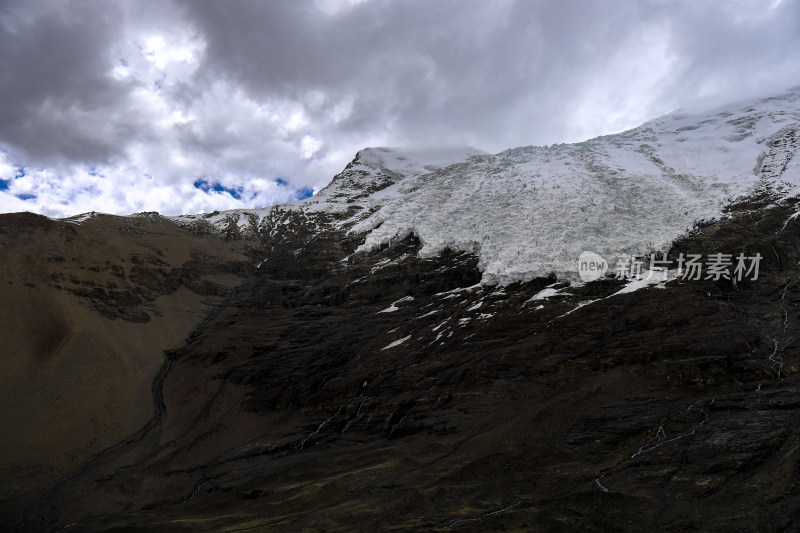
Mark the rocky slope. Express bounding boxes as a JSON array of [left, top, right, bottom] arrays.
[[0, 212, 253, 499], [1, 90, 800, 531]]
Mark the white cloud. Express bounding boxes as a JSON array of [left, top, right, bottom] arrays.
[[300, 135, 323, 159], [314, 0, 371, 16], [0, 0, 798, 218], [0, 152, 16, 181]]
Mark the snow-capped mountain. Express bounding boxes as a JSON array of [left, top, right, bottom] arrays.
[[172, 87, 800, 283], [5, 88, 800, 532]]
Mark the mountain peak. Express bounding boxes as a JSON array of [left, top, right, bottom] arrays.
[[126, 88, 800, 283], [351, 145, 488, 175], [349, 88, 800, 282], [5, 88, 800, 532]]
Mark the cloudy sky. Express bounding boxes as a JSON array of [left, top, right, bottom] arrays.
[[0, 0, 799, 218]]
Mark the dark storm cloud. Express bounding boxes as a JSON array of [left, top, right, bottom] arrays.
[[181, 0, 800, 148], [0, 0, 798, 217], [655, 1, 800, 105], [0, 1, 129, 163]]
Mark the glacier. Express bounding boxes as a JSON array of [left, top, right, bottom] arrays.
[[171, 87, 800, 284]]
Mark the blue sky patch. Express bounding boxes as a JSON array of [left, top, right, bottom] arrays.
[[193, 179, 243, 200], [15, 193, 36, 201], [295, 187, 314, 200], [275, 178, 312, 200]]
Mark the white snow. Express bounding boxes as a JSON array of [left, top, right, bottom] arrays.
[[467, 300, 483, 311], [612, 269, 677, 296], [433, 283, 483, 298], [432, 319, 449, 332], [349, 89, 800, 283], [62, 211, 98, 224], [379, 296, 415, 313], [353, 146, 489, 180], [380, 335, 412, 351], [555, 299, 600, 319], [527, 287, 564, 301]]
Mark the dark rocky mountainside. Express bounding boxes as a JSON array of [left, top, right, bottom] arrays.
[[2, 187, 800, 531], [0, 212, 253, 499], [3, 90, 800, 531]]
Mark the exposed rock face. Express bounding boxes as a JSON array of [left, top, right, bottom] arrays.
[[0, 212, 252, 499], [2, 187, 800, 532]]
